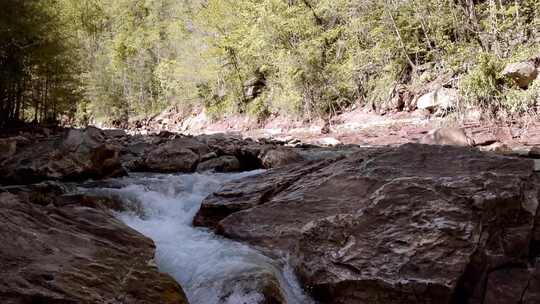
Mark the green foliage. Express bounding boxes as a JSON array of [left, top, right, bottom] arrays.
[[504, 80, 540, 113], [247, 98, 271, 123], [0, 0, 82, 126], [460, 53, 504, 107], [3, 0, 539, 125]]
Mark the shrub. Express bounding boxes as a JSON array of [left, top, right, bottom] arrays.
[[459, 53, 504, 109], [504, 79, 540, 114]]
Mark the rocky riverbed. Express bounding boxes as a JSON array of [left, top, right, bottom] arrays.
[[1, 126, 539, 303]]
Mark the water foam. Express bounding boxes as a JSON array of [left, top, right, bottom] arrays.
[[80, 172, 313, 304]]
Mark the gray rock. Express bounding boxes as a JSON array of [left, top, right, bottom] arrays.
[[502, 61, 538, 89], [420, 127, 474, 146], [142, 145, 199, 172], [0, 128, 125, 184], [416, 88, 459, 112], [261, 148, 303, 168], [136, 136, 210, 173], [62, 126, 105, 153], [196, 155, 241, 172]]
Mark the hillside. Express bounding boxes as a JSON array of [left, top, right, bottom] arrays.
[[1, 0, 539, 128]]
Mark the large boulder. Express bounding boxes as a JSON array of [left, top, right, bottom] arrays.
[[482, 267, 540, 304], [62, 126, 105, 153], [193, 158, 339, 229], [198, 134, 270, 170], [416, 88, 459, 113], [260, 147, 304, 169], [195, 144, 539, 303], [0, 191, 188, 304], [136, 136, 209, 173], [501, 61, 538, 89], [0, 128, 126, 184]]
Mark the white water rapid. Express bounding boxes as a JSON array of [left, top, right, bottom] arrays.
[[79, 172, 314, 304]]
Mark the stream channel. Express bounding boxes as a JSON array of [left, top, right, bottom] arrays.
[[79, 171, 314, 304]]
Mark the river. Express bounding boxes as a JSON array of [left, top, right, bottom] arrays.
[[79, 171, 314, 304]]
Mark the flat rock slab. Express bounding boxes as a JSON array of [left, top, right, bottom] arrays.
[[196, 143, 540, 303], [0, 192, 188, 304]]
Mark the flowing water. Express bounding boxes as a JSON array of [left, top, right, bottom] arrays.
[[79, 171, 314, 304]]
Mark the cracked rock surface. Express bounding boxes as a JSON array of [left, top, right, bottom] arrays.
[[195, 143, 540, 303], [0, 190, 188, 304]]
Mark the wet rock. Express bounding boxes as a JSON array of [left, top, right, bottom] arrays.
[[2, 126, 290, 179], [120, 141, 152, 170], [90, 144, 127, 177], [502, 61, 538, 89], [196, 155, 241, 172], [420, 127, 474, 146], [0, 192, 188, 304], [196, 144, 539, 303], [237, 144, 265, 170], [219, 269, 285, 304]]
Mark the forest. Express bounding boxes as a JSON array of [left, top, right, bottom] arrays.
[[1, 0, 539, 127]]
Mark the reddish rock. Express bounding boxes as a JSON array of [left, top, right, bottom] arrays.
[[194, 159, 339, 230], [0, 192, 188, 304], [195, 144, 539, 303]]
